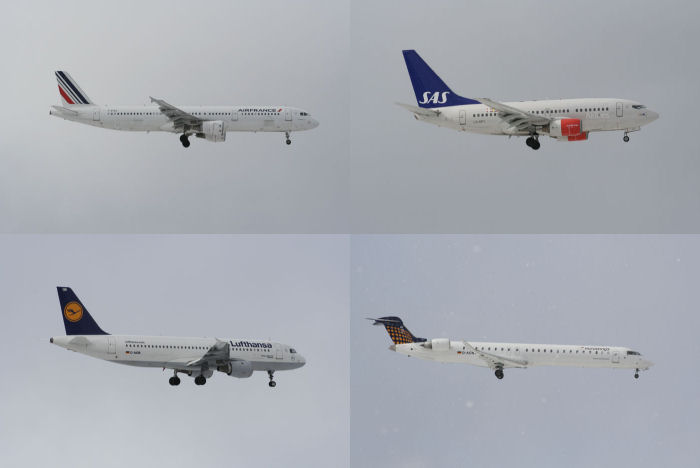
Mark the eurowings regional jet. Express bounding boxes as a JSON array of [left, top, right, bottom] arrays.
[[370, 317, 653, 380], [398, 50, 659, 150], [50, 287, 306, 387], [49, 71, 319, 147]]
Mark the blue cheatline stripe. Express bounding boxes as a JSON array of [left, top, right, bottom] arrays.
[[55, 72, 83, 104], [57, 71, 89, 104]]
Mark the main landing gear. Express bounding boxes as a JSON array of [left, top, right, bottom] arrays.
[[634, 368, 640, 379], [526, 135, 540, 150], [268, 370, 277, 388], [285, 132, 291, 145], [623, 132, 630, 143], [194, 375, 207, 385], [180, 134, 191, 148], [169, 375, 181, 386], [494, 368, 504, 380]]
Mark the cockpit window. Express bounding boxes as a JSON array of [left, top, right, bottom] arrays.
[[627, 350, 641, 355], [300, 112, 308, 116], [632, 105, 646, 109], [290, 348, 297, 354]]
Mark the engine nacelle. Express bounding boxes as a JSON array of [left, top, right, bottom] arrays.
[[567, 132, 588, 141], [196, 120, 226, 142], [431, 338, 450, 351], [217, 360, 253, 378], [549, 118, 582, 138]]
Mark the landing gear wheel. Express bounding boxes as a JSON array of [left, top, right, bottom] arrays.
[[634, 368, 639, 379], [194, 375, 206, 386], [495, 368, 504, 380], [269, 381, 277, 388], [526, 136, 540, 150], [285, 132, 291, 145], [623, 133, 630, 143], [267, 370, 276, 388], [180, 134, 190, 148], [169, 376, 180, 386]]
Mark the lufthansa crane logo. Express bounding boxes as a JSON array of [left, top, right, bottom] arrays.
[[64, 301, 83, 322]]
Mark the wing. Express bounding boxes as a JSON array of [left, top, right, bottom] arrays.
[[185, 339, 230, 368], [464, 342, 528, 369], [396, 102, 442, 118], [479, 97, 550, 134], [150, 96, 202, 131]]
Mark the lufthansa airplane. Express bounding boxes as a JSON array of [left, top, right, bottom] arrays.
[[49, 71, 319, 147], [399, 50, 659, 150], [370, 317, 653, 380], [50, 287, 306, 387]]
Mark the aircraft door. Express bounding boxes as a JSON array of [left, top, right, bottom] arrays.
[[285, 109, 292, 121], [611, 351, 620, 364], [232, 110, 238, 121], [107, 337, 116, 355], [459, 110, 466, 125], [275, 345, 283, 360], [616, 102, 623, 118], [93, 108, 100, 121]]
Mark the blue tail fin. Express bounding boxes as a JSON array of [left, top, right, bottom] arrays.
[[402, 50, 479, 108], [370, 316, 426, 344], [56, 287, 109, 335]]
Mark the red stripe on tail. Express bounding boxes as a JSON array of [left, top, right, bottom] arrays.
[[58, 85, 75, 104]]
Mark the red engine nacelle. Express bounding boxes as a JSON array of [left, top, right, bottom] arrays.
[[550, 118, 582, 137]]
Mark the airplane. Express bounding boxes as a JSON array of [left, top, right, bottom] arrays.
[[49, 71, 319, 148], [369, 316, 653, 380], [50, 287, 306, 387], [398, 50, 659, 150]]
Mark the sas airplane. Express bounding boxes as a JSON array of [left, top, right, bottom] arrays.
[[370, 316, 653, 380], [49, 71, 319, 147], [50, 287, 306, 387], [399, 50, 659, 150]]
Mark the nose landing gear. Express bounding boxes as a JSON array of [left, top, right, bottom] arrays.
[[180, 134, 191, 148], [284, 132, 291, 145], [623, 132, 630, 143], [494, 368, 504, 380], [526, 135, 540, 150], [268, 370, 277, 387], [634, 368, 639, 379]]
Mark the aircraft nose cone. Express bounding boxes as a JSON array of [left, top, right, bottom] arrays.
[[311, 119, 319, 129], [648, 110, 659, 121], [298, 355, 306, 367]]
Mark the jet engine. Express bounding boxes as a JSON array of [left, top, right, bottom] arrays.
[[431, 338, 450, 351], [196, 120, 226, 142], [549, 118, 582, 138], [217, 360, 253, 378]]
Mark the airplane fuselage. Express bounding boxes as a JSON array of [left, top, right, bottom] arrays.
[[50, 105, 318, 134], [415, 98, 658, 138], [51, 334, 305, 377], [394, 339, 653, 370]]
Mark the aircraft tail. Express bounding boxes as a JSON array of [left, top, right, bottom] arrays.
[[55, 71, 94, 106], [402, 50, 479, 108], [369, 316, 426, 344], [56, 287, 108, 335]]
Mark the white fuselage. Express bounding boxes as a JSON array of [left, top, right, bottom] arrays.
[[49, 105, 319, 134], [394, 339, 653, 371], [416, 98, 658, 138], [51, 334, 305, 378]]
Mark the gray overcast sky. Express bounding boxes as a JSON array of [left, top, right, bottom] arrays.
[[350, 0, 700, 232], [0, 235, 349, 467], [351, 236, 700, 467], [1, 1, 348, 233]]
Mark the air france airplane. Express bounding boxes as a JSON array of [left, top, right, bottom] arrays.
[[50, 287, 306, 387], [399, 50, 659, 150], [370, 317, 653, 380], [49, 71, 319, 147]]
